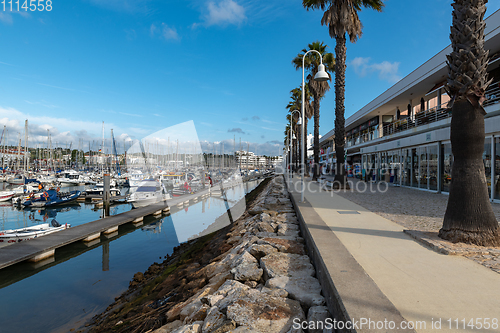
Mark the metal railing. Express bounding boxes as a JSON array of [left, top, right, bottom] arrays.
[[382, 102, 451, 136], [344, 80, 500, 147], [484, 80, 500, 107]]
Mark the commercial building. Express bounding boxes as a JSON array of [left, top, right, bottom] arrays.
[[319, 9, 500, 203]]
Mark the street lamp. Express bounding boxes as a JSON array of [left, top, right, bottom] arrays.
[[289, 110, 301, 181], [301, 50, 329, 202]]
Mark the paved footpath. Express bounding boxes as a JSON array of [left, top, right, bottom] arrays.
[[287, 176, 500, 333]]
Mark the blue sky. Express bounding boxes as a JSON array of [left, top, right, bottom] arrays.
[[1, 0, 499, 155]]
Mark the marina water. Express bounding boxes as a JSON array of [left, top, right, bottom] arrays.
[[0, 180, 261, 332]]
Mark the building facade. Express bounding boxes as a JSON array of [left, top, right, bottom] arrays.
[[319, 9, 500, 203]]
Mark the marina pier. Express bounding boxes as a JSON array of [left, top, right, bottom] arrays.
[[0, 186, 218, 270]]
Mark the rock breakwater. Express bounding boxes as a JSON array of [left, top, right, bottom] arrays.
[[85, 177, 333, 333]]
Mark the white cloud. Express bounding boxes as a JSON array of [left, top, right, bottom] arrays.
[[150, 23, 157, 36], [203, 0, 246, 27], [0, 13, 13, 25], [0, 106, 139, 152], [0, 11, 30, 25], [162, 24, 180, 40], [351, 57, 401, 83], [0, 61, 15, 66], [25, 100, 58, 109], [150, 23, 180, 41]]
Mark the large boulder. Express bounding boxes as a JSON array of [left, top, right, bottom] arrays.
[[202, 306, 226, 333], [206, 280, 251, 310], [258, 238, 305, 255], [276, 224, 300, 237], [307, 306, 331, 333], [226, 288, 305, 333], [231, 262, 263, 282], [171, 321, 204, 333], [248, 244, 278, 260], [231, 251, 257, 269], [260, 253, 315, 279], [266, 276, 325, 307], [256, 222, 275, 233]]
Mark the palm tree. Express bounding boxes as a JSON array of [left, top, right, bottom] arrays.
[[293, 41, 334, 181], [439, 0, 500, 246], [303, 0, 384, 185]]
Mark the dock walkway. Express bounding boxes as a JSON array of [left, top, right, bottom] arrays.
[[0, 174, 266, 271], [288, 176, 500, 333], [0, 186, 217, 270]]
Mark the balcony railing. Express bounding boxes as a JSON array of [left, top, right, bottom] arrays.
[[484, 80, 500, 107], [382, 102, 450, 136], [343, 80, 500, 148]]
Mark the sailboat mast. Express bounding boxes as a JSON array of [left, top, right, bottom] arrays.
[[101, 121, 105, 173], [24, 119, 28, 173]]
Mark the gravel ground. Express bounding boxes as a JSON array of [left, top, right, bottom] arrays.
[[332, 178, 500, 274], [334, 178, 500, 232]]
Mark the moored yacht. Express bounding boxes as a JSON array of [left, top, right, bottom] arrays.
[[126, 179, 170, 208]]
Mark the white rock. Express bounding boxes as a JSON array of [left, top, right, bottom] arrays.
[[266, 276, 325, 307], [231, 262, 263, 282], [171, 321, 204, 333], [260, 252, 315, 279], [226, 288, 305, 333], [202, 306, 226, 333], [307, 306, 331, 333]]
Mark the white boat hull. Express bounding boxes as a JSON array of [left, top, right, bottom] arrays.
[[128, 193, 169, 208], [0, 223, 70, 247], [0, 191, 15, 202]]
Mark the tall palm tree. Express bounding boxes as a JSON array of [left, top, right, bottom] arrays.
[[439, 0, 500, 246], [303, 0, 384, 185], [293, 41, 334, 181]]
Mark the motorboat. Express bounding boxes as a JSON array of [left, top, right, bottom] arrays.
[[125, 169, 145, 188], [170, 181, 197, 197], [57, 170, 84, 186], [127, 179, 170, 208], [0, 190, 15, 202], [7, 174, 39, 186], [82, 185, 121, 198], [10, 182, 42, 195], [22, 189, 81, 208], [0, 219, 70, 247]]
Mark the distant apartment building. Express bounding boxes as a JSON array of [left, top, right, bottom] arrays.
[[235, 151, 280, 169]]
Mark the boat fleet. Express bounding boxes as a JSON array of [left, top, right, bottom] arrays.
[[0, 163, 270, 248], [0, 167, 215, 246]]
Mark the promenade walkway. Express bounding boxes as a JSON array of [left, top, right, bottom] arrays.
[[287, 176, 500, 333]]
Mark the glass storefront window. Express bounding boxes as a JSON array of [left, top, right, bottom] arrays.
[[495, 137, 500, 200], [442, 143, 453, 192], [402, 149, 411, 187], [412, 148, 419, 187], [429, 145, 438, 191], [419, 146, 428, 189]]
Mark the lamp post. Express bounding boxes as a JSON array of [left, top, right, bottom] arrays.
[[289, 110, 301, 182], [300, 50, 329, 202]]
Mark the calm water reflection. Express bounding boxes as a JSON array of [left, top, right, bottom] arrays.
[[0, 180, 259, 333]]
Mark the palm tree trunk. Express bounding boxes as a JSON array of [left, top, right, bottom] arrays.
[[334, 35, 346, 185], [313, 98, 320, 181], [439, 98, 499, 246], [438, 0, 500, 246]]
